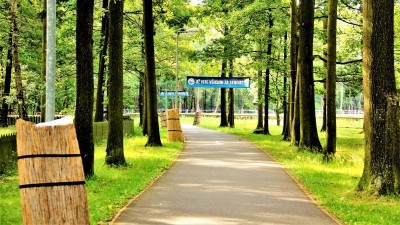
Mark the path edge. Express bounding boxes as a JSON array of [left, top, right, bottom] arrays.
[[251, 141, 344, 225], [109, 141, 187, 225]]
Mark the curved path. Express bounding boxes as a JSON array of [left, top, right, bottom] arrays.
[[112, 125, 339, 225]]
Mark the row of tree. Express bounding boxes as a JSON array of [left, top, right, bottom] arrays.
[[1, 0, 400, 194], [199, 0, 400, 195]]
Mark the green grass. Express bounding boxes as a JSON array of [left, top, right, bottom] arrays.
[[0, 125, 182, 225], [0, 126, 16, 135], [187, 116, 400, 225]]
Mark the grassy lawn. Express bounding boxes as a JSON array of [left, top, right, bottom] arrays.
[[0, 126, 16, 135], [0, 125, 182, 225], [2, 116, 399, 224], [189, 116, 400, 225]]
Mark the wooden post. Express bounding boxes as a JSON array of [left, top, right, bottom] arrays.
[[159, 112, 167, 128], [16, 117, 90, 225], [193, 111, 201, 125], [166, 109, 184, 142]]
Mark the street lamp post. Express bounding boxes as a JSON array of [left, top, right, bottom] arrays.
[[175, 28, 198, 111], [175, 32, 179, 110]]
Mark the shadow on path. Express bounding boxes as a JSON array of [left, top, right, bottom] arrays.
[[112, 125, 339, 225]]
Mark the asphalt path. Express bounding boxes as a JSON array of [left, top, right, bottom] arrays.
[[112, 125, 339, 225]]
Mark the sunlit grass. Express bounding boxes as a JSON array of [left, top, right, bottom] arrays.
[[0, 126, 16, 135], [184, 116, 400, 225], [0, 125, 182, 224]]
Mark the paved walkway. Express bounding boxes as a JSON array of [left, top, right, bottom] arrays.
[[112, 125, 339, 225]]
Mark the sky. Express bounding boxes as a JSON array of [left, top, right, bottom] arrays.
[[189, 0, 203, 5]]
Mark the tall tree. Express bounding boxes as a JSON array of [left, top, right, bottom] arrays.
[[143, 0, 162, 146], [297, 0, 322, 152], [282, 31, 290, 139], [358, 0, 399, 194], [263, 15, 273, 135], [220, 48, 228, 127], [0, 32, 12, 127], [289, 0, 299, 145], [228, 59, 234, 128], [11, 0, 28, 120], [76, 0, 95, 177], [324, 0, 337, 158], [255, 69, 263, 131], [94, 0, 109, 122], [320, 6, 328, 133], [106, 0, 126, 165]]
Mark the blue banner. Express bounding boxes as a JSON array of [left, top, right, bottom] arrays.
[[186, 76, 251, 88], [160, 91, 189, 97]]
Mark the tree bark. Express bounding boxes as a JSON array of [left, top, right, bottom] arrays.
[[297, 0, 322, 152], [263, 16, 273, 135], [324, 0, 338, 159], [40, 2, 46, 122], [358, 0, 398, 194], [139, 71, 144, 126], [282, 32, 290, 139], [228, 59, 234, 128], [255, 69, 263, 130], [1, 32, 12, 127], [11, 0, 28, 120], [320, 8, 328, 132], [220, 47, 228, 127], [143, 0, 162, 146], [106, 0, 126, 165], [94, 0, 109, 122], [289, 0, 299, 145], [76, 0, 95, 177]]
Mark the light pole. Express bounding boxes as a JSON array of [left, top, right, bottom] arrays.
[[175, 28, 198, 111]]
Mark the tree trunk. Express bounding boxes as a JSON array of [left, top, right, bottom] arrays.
[[76, 0, 95, 177], [263, 16, 273, 135], [282, 32, 290, 139], [106, 0, 126, 165], [94, 0, 109, 122], [358, 0, 398, 194], [220, 48, 228, 127], [255, 69, 263, 130], [40, 1, 46, 122], [142, 76, 148, 135], [11, 0, 28, 120], [324, 0, 338, 159], [297, 0, 322, 152], [320, 9, 328, 133], [289, 0, 299, 144], [143, 0, 162, 146], [1, 32, 12, 127], [0, 46, 3, 90], [228, 59, 234, 128], [140, 38, 146, 129], [139, 71, 144, 126], [321, 90, 327, 132]]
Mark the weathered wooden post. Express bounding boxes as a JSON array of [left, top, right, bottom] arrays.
[[166, 109, 184, 142], [159, 112, 167, 128], [193, 111, 201, 125], [16, 117, 90, 225]]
